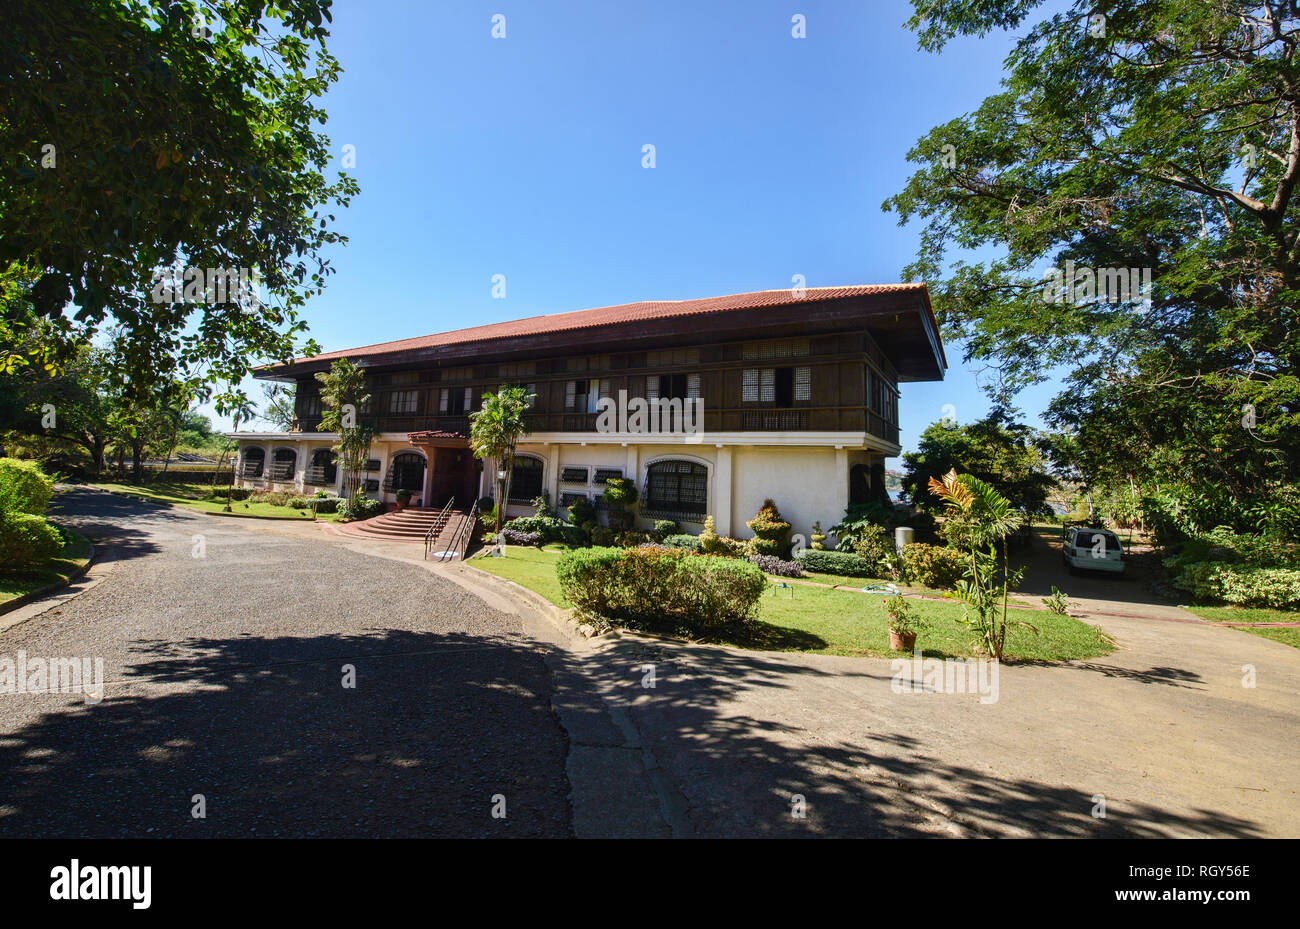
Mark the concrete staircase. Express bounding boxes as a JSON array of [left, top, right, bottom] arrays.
[[337, 506, 456, 543]]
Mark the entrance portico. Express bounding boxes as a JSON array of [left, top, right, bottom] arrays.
[[408, 430, 482, 510]]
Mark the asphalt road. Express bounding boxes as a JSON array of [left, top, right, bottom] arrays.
[[0, 488, 571, 838]]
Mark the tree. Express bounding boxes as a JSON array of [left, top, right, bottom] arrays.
[[886, 1, 1300, 513], [902, 412, 1057, 514], [928, 469, 1030, 660], [469, 386, 535, 533], [258, 382, 298, 432], [315, 358, 372, 500], [0, 0, 357, 415], [1, 342, 118, 472]]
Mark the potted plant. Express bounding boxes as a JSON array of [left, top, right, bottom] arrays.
[[394, 488, 412, 512], [883, 595, 923, 651]]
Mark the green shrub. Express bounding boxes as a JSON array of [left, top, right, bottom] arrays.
[[567, 496, 597, 528], [561, 525, 589, 547], [311, 497, 341, 514], [829, 501, 897, 549], [617, 530, 649, 547], [339, 493, 384, 522], [653, 519, 679, 541], [900, 542, 967, 590], [850, 523, 896, 571], [1173, 561, 1300, 609], [503, 515, 566, 542], [530, 492, 554, 517], [809, 520, 827, 550], [0, 458, 55, 515], [602, 478, 638, 531], [699, 515, 750, 557], [555, 546, 767, 634], [0, 512, 64, 568], [746, 498, 792, 558], [287, 495, 311, 509], [662, 533, 701, 552], [590, 525, 615, 546], [794, 548, 876, 577], [250, 490, 291, 507]]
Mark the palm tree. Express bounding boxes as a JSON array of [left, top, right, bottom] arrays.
[[928, 468, 1030, 660], [316, 358, 373, 500], [469, 385, 535, 533]]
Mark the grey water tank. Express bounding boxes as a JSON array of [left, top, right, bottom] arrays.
[[894, 526, 914, 553]]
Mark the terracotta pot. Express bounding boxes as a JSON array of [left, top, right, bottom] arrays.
[[889, 629, 916, 651]]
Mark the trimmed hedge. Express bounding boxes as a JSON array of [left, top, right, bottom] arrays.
[[0, 458, 54, 514], [901, 542, 967, 590], [1174, 561, 1300, 609], [794, 548, 876, 577], [0, 512, 63, 568], [556, 546, 767, 634], [662, 534, 701, 552]]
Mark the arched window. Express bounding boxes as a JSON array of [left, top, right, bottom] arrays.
[[645, 460, 708, 518], [385, 452, 426, 493], [508, 456, 544, 503], [270, 448, 297, 481], [307, 449, 337, 486], [241, 447, 265, 478], [849, 463, 870, 505]]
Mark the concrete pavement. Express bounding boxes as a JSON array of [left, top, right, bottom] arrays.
[[11, 486, 1299, 838]]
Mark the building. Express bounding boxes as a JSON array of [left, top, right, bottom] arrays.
[[229, 284, 945, 538]]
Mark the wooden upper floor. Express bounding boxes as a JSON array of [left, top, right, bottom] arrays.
[[259, 285, 946, 447]]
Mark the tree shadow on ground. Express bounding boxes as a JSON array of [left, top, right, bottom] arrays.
[[0, 629, 571, 838], [581, 637, 1265, 838]]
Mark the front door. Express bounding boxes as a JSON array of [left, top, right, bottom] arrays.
[[429, 448, 471, 508]]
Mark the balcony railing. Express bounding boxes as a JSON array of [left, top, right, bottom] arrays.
[[741, 410, 808, 431], [365, 407, 900, 443], [268, 463, 295, 481]]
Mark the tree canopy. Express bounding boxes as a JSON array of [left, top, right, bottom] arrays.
[[902, 412, 1057, 514], [887, 0, 1299, 513], [0, 0, 356, 414]]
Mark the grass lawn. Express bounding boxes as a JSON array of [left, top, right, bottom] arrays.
[[92, 482, 342, 521], [1180, 604, 1300, 649], [0, 528, 93, 606], [470, 545, 1115, 661]]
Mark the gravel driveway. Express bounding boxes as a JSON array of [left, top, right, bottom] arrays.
[[0, 488, 571, 838]]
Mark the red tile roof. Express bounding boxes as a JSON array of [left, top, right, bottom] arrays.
[[288, 284, 934, 365]]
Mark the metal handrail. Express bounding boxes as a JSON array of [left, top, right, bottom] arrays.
[[437, 501, 479, 562], [423, 497, 456, 559]]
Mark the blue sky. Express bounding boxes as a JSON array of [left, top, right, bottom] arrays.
[[216, 0, 1064, 458]]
